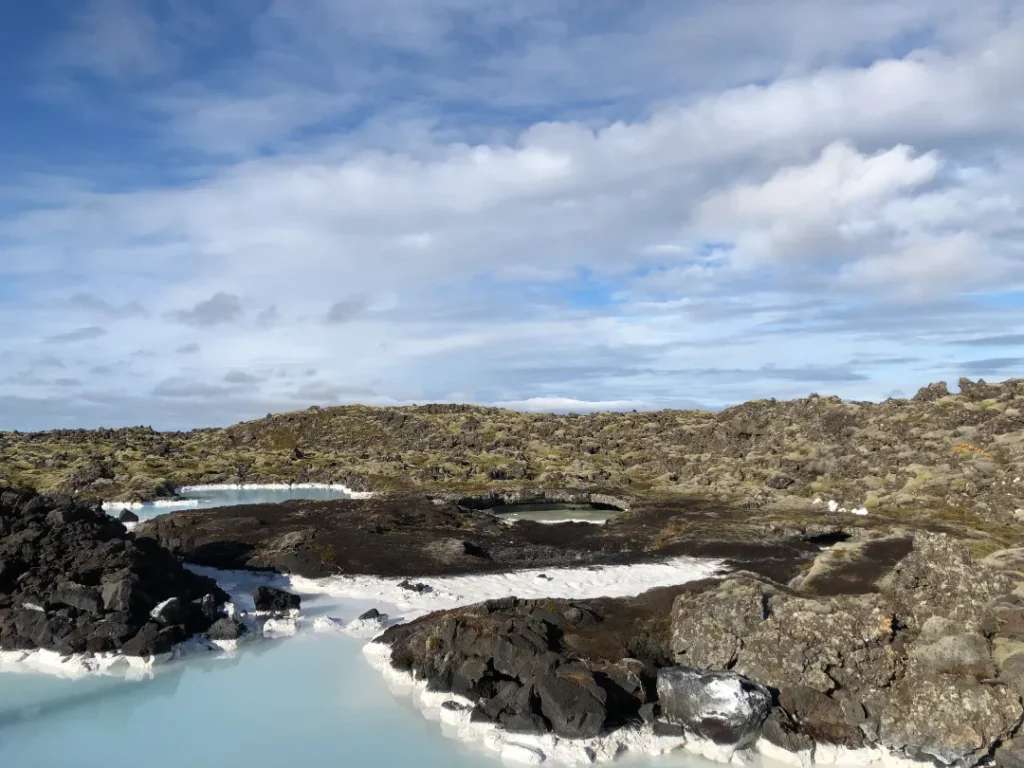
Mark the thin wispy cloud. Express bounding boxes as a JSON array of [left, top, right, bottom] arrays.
[[45, 326, 107, 344]]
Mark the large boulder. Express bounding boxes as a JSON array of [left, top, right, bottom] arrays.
[[669, 533, 1020, 764], [656, 666, 771, 746], [878, 675, 1023, 765], [534, 664, 607, 738], [382, 596, 653, 739]]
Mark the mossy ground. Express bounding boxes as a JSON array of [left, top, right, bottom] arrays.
[[2, 380, 1022, 552]]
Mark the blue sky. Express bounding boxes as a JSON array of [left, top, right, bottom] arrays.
[[2, 0, 1023, 430]]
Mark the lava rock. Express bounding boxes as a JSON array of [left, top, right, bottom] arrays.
[[50, 582, 102, 615], [207, 617, 247, 640], [120, 621, 183, 656], [397, 579, 433, 594], [150, 597, 186, 625], [535, 665, 608, 738], [117, 509, 140, 523], [656, 667, 771, 746], [0, 488, 227, 656], [252, 586, 301, 612]]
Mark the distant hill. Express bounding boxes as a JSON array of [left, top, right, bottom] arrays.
[[1, 378, 1021, 547]]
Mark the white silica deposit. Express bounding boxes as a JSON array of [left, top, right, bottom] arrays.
[[101, 482, 371, 519]]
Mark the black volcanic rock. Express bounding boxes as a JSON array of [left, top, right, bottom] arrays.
[[0, 488, 228, 657], [252, 586, 300, 612], [657, 667, 770, 746], [380, 533, 1024, 764]]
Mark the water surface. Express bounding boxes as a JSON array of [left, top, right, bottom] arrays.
[[489, 502, 617, 525], [5, 489, 723, 768], [105, 486, 353, 521]]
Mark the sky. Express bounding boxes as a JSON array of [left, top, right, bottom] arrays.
[[2, 0, 1023, 431]]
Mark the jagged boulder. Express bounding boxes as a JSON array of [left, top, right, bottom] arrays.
[[669, 532, 1022, 764], [656, 667, 771, 746], [878, 675, 1023, 765], [252, 586, 300, 612], [0, 488, 228, 657]]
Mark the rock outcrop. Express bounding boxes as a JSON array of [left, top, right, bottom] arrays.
[[252, 585, 300, 612], [4, 379, 1023, 543], [381, 532, 1024, 765], [381, 591, 678, 738], [669, 533, 1023, 765], [0, 488, 228, 657]]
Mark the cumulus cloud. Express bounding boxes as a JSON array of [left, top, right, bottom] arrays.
[[224, 370, 263, 385], [152, 378, 233, 399], [960, 357, 1024, 375], [948, 334, 1024, 347], [838, 232, 1005, 300], [51, 0, 178, 80], [169, 293, 243, 326]]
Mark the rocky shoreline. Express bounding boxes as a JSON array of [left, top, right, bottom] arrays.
[[0, 488, 230, 657], [377, 532, 1024, 766], [3, 379, 1024, 766]]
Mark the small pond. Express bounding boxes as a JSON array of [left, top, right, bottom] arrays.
[[487, 502, 619, 525]]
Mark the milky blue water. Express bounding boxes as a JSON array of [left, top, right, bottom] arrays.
[[3, 489, 719, 768], [107, 486, 354, 521], [0, 585, 719, 768], [491, 503, 616, 525]]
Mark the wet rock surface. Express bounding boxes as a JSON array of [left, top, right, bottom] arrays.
[[0, 488, 228, 656], [656, 667, 771, 746]]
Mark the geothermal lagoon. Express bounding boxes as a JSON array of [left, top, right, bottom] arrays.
[[1, 487, 724, 768]]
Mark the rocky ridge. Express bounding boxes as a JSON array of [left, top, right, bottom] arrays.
[[1, 379, 1022, 545], [0, 488, 229, 656]]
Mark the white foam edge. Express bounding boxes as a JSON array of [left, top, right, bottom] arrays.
[[101, 499, 200, 512], [101, 481, 373, 512], [178, 482, 374, 499], [0, 634, 231, 682], [363, 642, 934, 768]]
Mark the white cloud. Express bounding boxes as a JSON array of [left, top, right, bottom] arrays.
[[3, 5, 1024, 428], [839, 232, 1008, 300], [493, 397, 650, 413]]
